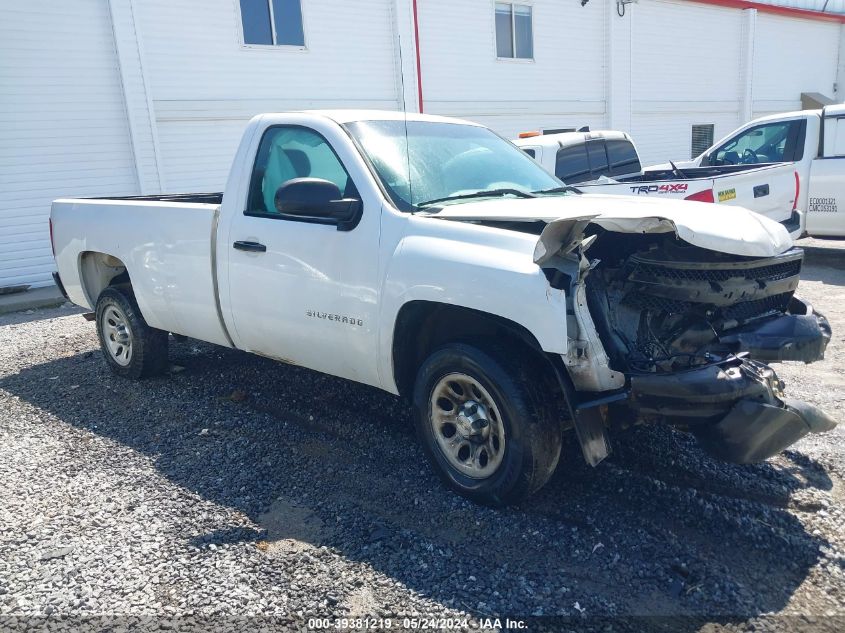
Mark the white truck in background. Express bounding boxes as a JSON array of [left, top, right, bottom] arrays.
[[514, 130, 802, 237], [650, 105, 845, 237], [50, 111, 835, 506]]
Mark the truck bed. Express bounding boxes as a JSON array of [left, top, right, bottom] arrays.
[[576, 162, 799, 235], [634, 163, 776, 182], [85, 192, 223, 204], [51, 195, 229, 347]]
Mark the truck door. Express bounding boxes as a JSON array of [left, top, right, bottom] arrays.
[[712, 164, 796, 226], [221, 124, 382, 386], [806, 112, 845, 236]]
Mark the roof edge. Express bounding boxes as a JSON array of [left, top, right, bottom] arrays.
[[685, 0, 845, 23]]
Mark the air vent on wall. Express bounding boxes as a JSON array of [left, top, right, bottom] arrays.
[[691, 124, 715, 159]]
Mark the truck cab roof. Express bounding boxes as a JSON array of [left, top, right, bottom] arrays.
[[513, 130, 635, 151], [746, 105, 845, 122], [267, 109, 483, 127]]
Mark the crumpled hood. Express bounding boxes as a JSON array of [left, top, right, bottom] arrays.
[[427, 194, 793, 263]]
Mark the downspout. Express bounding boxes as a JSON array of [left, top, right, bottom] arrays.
[[740, 8, 756, 123], [412, 0, 424, 113]]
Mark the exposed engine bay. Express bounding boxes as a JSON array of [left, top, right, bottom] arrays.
[[545, 229, 835, 465], [581, 233, 831, 374], [434, 205, 836, 466]]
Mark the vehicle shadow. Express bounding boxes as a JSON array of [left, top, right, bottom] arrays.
[[0, 340, 833, 629], [0, 303, 86, 327]]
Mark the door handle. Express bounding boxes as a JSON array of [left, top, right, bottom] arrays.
[[233, 240, 266, 253], [753, 184, 769, 198]]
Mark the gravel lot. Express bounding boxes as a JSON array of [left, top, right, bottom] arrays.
[[1, 262, 844, 632]]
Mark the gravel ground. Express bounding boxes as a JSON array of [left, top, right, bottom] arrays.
[[1, 263, 844, 632]]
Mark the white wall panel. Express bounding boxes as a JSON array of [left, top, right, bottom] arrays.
[[418, 0, 607, 135], [2, 0, 844, 287], [752, 13, 839, 114], [156, 119, 249, 193], [630, 0, 744, 164], [631, 109, 746, 164], [0, 1, 137, 289], [109, 0, 164, 194], [134, 0, 401, 191], [632, 1, 744, 104]]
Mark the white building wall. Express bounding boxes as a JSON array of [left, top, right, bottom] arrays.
[[626, 1, 843, 163], [752, 12, 841, 117], [109, 0, 164, 194], [417, 0, 607, 137], [0, 0, 139, 289], [2, 0, 844, 289], [629, 0, 745, 164], [132, 0, 401, 192]]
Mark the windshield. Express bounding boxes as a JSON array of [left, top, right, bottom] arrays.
[[343, 120, 562, 210]]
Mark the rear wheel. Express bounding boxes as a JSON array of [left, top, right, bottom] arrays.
[[413, 343, 562, 506], [95, 287, 168, 379]]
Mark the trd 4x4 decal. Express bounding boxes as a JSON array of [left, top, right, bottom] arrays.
[[628, 184, 689, 195]]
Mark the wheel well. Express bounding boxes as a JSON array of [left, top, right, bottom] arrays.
[[392, 301, 553, 399], [79, 252, 130, 306]]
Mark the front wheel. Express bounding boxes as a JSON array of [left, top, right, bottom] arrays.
[[412, 343, 562, 506]]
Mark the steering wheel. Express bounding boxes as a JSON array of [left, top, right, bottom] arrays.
[[742, 148, 759, 164]]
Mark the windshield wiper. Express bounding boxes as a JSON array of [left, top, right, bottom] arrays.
[[416, 188, 536, 208], [533, 185, 582, 195]]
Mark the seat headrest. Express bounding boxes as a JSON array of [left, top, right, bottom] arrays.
[[283, 149, 311, 177]]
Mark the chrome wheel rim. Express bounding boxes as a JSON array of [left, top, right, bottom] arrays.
[[429, 372, 506, 479], [102, 305, 133, 366]]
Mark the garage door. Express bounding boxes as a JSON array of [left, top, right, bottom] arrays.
[[0, 1, 138, 290]]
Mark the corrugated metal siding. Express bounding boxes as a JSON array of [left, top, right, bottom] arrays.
[[134, 0, 401, 192], [109, 0, 163, 194], [2, 0, 844, 288], [630, 0, 745, 163], [0, 1, 138, 289], [418, 0, 607, 138], [752, 12, 840, 116]]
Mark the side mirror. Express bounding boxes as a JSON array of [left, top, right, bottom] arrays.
[[274, 177, 362, 231]]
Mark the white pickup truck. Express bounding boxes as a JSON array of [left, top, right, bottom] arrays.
[[652, 105, 845, 237], [514, 130, 801, 236], [51, 111, 835, 506]]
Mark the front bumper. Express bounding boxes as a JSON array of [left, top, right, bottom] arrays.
[[720, 296, 831, 364], [630, 356, 837, 463], [693, 396, 835, 463]]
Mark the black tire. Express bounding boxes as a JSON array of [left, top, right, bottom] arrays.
[[412, 343, 562, 506], [95, 286, 169, 379]]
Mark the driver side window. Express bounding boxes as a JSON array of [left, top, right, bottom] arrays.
[[246, 126, 355, 216], [712, 121, 798, 166]]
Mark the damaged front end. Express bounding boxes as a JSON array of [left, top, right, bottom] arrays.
[[540, 226, 834, 465], [630, 356, 835, 463], [585, 242, 831, 370]]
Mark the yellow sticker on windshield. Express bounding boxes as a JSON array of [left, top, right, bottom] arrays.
[[717, 188, 736, 202]]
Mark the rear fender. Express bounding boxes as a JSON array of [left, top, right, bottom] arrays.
[[78, 251, 128, 308]]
